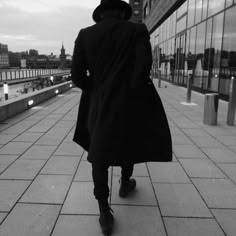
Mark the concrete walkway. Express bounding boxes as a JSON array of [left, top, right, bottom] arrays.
[[0, 80, 236, 236]]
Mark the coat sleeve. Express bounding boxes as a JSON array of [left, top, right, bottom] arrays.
[[130, 24, 152, 88], [71, 29, 90, 91]]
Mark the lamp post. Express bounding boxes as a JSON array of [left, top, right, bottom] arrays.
[[3, 82, 9, 100]]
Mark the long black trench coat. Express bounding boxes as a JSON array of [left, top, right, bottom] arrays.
[[71, 18, 172, 166]]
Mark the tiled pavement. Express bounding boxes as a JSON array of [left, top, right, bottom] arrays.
[[0, 80, 236, 236]]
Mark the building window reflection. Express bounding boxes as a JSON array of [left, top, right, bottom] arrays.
[[195, 0, 203, 24], [221, 6, 236, 94], [202, 0, 208, 20], [149, 0, 236, 100], [187, 0, 196, 28], [208, 0, 225, 17], [194, 21, 206, 88], [209, 12, 224, 92]]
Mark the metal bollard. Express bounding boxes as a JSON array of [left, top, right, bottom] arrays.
[[186, 74, 193, 103], [158, 70, 161, 88], [203, 93, 219, 125], [3, 82, 9, 100], [227, 77, 236, 126]]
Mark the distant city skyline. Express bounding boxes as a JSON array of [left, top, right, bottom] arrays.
[[0, 0, 129, 55]]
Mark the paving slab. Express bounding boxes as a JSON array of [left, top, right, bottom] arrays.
[[229, 145, 236, 153], [171, 134, 194, 145], [0, 159, 46, 180], [217, 163, 236, 183], [201, 147, 236, 163], [164, 217, 225, 236], [0, 142, 32, 155], [13, 132, 43, 142], [0, 155, 19, 174], [40, 155, 80, 175], [74, 160, 93, 181], [111, 205, 166, 236], [61, 182, 99, 214], [0, 203, 60, 236], [52, 215, 103, 236], [173, 145, 207, 159], [0, 213, 7, 224], [181, 128, 209, 137], [1, 121, 37, 135], [215, 135, 236, 146], [20, 175, 72, 204], [82, 151, 88, 160], [0, 180, 30, 211], [153, 183, 212, 217], [179, 159, 227, 178], [190, 136, 225, 148], [212, 209, 236, 236], [0, 134, 18, 145], [192, 178, 236, 208], [147, 162, 190, 183], [169, 127, 183, 135], [20, 145, 57, 160], [54, 142, 83, 156], [111, 176, 157, 206]]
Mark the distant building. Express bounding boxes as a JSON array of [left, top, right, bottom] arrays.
[[29, 49, 39, 57], [0, 43, 9, 68], [8, 51, 22, 68], [129, 0, 143, 23], [60, 42, 67, 69]]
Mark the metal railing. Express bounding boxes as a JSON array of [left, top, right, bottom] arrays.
[[0, 69, 70, 81]]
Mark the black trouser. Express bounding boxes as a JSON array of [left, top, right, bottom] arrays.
[[92, 162, 134, 200]]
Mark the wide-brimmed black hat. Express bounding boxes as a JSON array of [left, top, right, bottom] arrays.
[[93, 0, 132, 23]]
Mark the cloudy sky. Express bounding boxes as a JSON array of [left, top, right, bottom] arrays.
[[0, 0, 129, 56]]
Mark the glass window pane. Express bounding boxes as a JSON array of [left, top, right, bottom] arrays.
[[189, 26, 196, 55], [226, 0, 233, 7], [208, 0, 225, 17], [177, 1, 188, 18], [172, 11, 177, 36], [176, 16, 187, 33], [196, 21, 206, 55], [187, 0, 196, 28], [202, 0, 208, 20], [195, 0, 203, 23], [194, 21, 206, 87], [221, 6, 236, 94], [186, 26, 196, 73], [209, 12, 224, 92], [186, 29, 190, 55]]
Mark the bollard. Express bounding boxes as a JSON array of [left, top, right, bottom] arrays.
[[158, 70, 161, 88], [186, 73, 193, 103], [203, 93, 219, 125], [227, 77, 236, 126], [3, 82, 9, 100]]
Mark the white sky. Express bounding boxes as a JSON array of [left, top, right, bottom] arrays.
[[0, 0, 129, 55]]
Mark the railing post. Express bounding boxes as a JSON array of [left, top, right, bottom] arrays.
[[227, 76, 236, 126], [186, 73, 193, 103], [158, 69, 161, 88], [203, 93, 219, 125], [4, 82, 9, 100]]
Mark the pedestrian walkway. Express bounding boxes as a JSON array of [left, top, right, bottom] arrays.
[[0, 80, 236, 236]]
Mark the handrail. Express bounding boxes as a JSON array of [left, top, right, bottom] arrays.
[[0, 69, 70, 81]]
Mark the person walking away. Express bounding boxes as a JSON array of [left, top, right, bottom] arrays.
[[71, 0, 172, 235]]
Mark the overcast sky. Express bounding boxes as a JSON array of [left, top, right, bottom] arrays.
[[0, 0, 129, 56]]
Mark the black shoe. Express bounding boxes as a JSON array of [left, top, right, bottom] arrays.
[[119, 178, 136, 198], [99, 208, 114, 235], [98, 200, 114, 235]]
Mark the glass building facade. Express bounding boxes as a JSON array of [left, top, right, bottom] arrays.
[[150, 0, 236, 100]]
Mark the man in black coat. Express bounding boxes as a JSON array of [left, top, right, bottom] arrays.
[[71, 0, 172, 234]]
